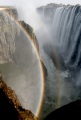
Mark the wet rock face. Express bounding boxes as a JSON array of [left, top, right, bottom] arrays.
[[0, 8, 39, 65], [0, 9, 19, 64]]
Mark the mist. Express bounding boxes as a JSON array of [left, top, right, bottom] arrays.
[[34, 4, 81, 119], [0, 10, 43, 116], [1, 0, 81, 119], [1, 0, 81, 31]]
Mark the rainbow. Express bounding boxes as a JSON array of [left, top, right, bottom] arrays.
[[2, 8, 45, 118], [0, 7, 63, 118]]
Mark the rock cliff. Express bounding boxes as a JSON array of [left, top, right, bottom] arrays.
[[0, 6, 41, 118], [0, 7, 39, 65], [20, 21, 39, 51]]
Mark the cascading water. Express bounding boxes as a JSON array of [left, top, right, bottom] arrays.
[[36, 4, 81, 119]]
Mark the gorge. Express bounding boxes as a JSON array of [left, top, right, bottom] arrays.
[[36, 3, 81, 119]]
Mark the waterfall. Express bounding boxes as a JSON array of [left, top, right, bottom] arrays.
[[36, 4, 81, 118], [37, 5, 81, 69]]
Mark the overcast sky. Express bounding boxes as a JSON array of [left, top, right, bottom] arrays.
[[0, 0, 81, 30], [0, 0, 81, 7]]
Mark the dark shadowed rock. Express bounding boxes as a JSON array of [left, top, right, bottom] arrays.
[[44, 100, 81, 120]]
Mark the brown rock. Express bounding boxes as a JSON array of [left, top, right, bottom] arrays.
[[0, 76, 38, 120]]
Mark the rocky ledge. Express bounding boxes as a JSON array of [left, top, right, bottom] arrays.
[[0, 76, 38, 120], [19, 21, 39, 51]]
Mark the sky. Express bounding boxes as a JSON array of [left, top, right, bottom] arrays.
[[0, 0, 81, 7], [0, 0, 81, 30]]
